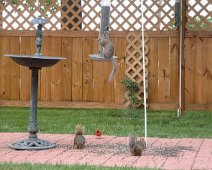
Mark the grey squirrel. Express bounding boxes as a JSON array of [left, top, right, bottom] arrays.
[[73, 125, 85, 149], [99, 29, 117, 81], [128, 135, 146, 156], [99, 36, 114, 60]]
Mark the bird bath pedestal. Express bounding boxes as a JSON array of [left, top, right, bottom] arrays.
[[3, 54, 65, 150]]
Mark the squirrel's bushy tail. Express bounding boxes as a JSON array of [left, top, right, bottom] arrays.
[[108, 58, 118, 81]]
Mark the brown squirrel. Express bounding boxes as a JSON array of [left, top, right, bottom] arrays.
[[98, 28, 117, 81], [128, 135, 146, 156], [99, 36, 114, 60], [99, 35, 117, 81], [73, 125, 85, 149]]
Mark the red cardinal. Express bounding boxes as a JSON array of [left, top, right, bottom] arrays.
[[95, 129, 102, 138]]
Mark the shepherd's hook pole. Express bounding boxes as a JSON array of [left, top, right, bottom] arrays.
[[141, 0, 147, 145], [177, 0, 182, 118]]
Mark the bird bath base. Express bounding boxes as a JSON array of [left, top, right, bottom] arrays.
[[3, 54, 65, 150], [9, 137, 56, 150]]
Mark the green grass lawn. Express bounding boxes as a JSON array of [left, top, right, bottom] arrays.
[[0, 163, 158, 170], [0, 107, 211, 169], [0, 107, 211, 138]]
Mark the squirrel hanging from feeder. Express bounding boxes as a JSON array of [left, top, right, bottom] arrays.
[[128, 135, 146, 156], [73, 125, 85, 149], [99, 36, 114, 60], [99, 26, 114, 60], [99, 26, 117, 81]]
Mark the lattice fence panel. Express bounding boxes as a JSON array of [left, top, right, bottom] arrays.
[[81, 1, 101, 31], [142, 0, 175, 31], [81, 0, 175, 31], [61, 0, 82, 30], [186, 0, 212, 31], [0, 1, 62, 30], [125, 32, 149, 107], [0, 0, 177, 31], [81, 0, 142, 31], [2, 1, 211, 31]]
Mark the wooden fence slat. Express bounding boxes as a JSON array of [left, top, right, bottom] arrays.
[[169, 37, 179, 103], [72, 38, 83, 101], [8, 37, 20, 100], [158, 38, 170, 103], [103, 37, 115, 102], [92, 38, 104, 102], [185, 38, 196, 104], [82, 37, 93, 102], [195, 38, 206, 104], [148, 38, 159, 103], [40, 37, 51, 101], [206, 38, 212, 103], [50, 37, 62, 101], [0, 37, 10, 99], [61, 38, 73, 101], [201, 38, 208, 104], [19, 37, 31, 101], [114, 37, 126, 103]]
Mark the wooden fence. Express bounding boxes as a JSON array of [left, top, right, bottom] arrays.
[[0, 0, 211, 110], [0, 30, 211, 110]]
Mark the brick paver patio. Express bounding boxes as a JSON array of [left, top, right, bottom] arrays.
[[0, 132, 211, 169]]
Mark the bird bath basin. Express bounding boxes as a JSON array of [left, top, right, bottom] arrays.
[[5, 54, 65, 68], [3, 54, 65, 150]]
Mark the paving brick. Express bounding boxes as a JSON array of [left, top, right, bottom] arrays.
[[108, 137, 127, 144], [178, 138, 203, 149], [148, 156, 167, 168], [0, 132, 212, 170], [86, 135, 116, 145], [201, 139, 212, 149], [77, 153, 113, 165], [103, 160, 131, 167]]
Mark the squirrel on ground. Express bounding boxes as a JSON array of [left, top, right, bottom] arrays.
[[128, 135, 146, 156], [73, 125, 85, 149]]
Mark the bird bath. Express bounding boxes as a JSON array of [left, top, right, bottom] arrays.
[[3, 16, 66, 150]]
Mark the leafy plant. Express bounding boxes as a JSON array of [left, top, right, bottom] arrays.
[[169, 13, 212, 30], [121, 77, 143, 107]]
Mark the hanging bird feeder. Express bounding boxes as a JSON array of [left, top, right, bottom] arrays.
[[89, 0, 118, 81]]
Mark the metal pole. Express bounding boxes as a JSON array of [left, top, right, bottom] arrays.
[[141, 0, 147, 144], [178, 0, 186, 117], [28, 68, 39, 138], [181, 0, 186, 113], [176, 0, 182, 118]]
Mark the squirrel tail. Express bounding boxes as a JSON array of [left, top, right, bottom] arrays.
[[128, 135, 137, 148], [108, 58, 118, 81], [75, 125, 85, 135]]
